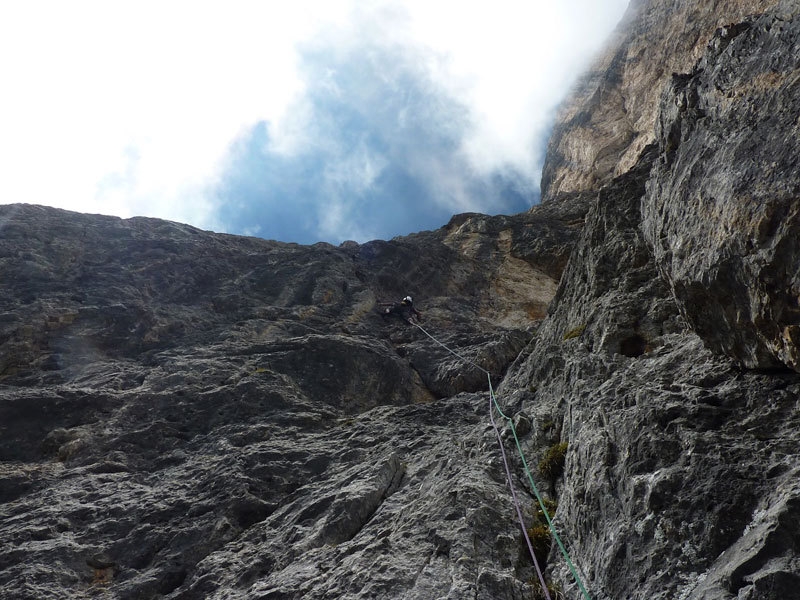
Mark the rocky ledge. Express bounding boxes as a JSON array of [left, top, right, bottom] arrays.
[[0, 201, 576, 599]]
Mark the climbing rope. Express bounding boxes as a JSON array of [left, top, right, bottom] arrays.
[[412, 321, 592, 600], [488, 374, 552, 598], [413, 322, 487, 374], [488, 376, 592, 600]]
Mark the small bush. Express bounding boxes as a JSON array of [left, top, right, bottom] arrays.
[[526, 524, 552, 564], [562, 324, 585, 340], [539, 442, 568, 482], [531, 580, 565, 600], [534, 498, 558, 524]]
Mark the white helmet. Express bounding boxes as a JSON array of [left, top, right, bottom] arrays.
[[403, 295, 413, 304]]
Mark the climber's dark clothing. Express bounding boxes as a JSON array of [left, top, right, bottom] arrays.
[[381, 299, 421, 324]]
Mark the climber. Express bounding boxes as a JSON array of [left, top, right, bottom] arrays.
[[379, 295, 422, 324]]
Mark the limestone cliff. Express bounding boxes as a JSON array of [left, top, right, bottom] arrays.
[[541, 0, 781, 204], [509, 1, 800, 598], [2, 1, 800, 599], [0, 202, 576, 600]]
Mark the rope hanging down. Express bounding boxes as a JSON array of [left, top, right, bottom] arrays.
[[414, 323, 549, 595], [488, 376, 592, 600], [488, 375, 551, 598], [412, 321, 592, 600]]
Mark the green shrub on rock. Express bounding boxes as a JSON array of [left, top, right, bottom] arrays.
[[539, 442, 568, 482], [562, 325, 585, 340], [527, 523, 552, 564]]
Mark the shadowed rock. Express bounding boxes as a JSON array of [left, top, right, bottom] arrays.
[[643, 5, 800, 371], [0, 202, 567, 600]]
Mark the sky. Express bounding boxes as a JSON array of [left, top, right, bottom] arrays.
[[0, 1, 629, 245]]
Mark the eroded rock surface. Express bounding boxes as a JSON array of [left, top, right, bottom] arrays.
[[500, 3, 800, 598], [504, 143, 800, 599], [0, 203, 568, 599], [643, 3, 800, 371], [541, 0, 781, 204]]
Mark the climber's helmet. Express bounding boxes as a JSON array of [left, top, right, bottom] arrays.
[[403, 295, 413, 305]]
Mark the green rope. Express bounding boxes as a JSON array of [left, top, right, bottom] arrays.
[[488, 374, 592, 600], [412, 321, 592, 598]]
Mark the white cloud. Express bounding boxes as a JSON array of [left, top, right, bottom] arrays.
[[0, 1, 347, 227], [397, 0, 629, 177], [0, 0, 629, 238], [324, 140, 388, 195]]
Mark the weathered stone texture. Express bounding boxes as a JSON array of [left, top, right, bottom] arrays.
[[0, 203, 569, 600], [504, 141, 800, 598], [501, 4, 800, 598], [541, 0, 781, 205], [643, 3, 800, 371]]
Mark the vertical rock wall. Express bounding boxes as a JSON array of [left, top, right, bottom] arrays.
[[540, 0, 781, 205], [643, 4, 800, 371], [505, 2, 800, 598], [3, 1, 800, 599]]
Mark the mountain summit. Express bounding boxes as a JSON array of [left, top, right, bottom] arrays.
[[2, 1, 800, 599]]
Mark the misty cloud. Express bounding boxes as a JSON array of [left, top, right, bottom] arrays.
[[0, 1, 629, 243], [212, 21, 536, 244]]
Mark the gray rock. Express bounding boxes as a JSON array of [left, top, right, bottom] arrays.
[[643, 4, 800, 371], [0, 203, 567, 600], [499, 5, 800, 598], [504, 154, 800, 597], [540, 0, 782, 206]]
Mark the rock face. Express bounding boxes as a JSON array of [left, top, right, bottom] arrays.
[[504, 1, 800, 598], [3, 1, 800, 600], [541, 0, 781, 204], [643, 4, 800, 371], [0, 203, 573, 599], [504, 142, 800, 599]]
